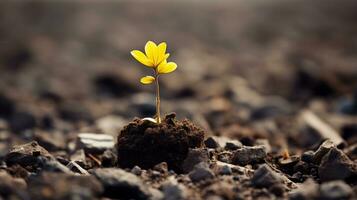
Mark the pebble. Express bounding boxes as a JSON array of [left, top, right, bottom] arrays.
[[131, 166, 142, 176], [93, 168, 160, 199], [301, 150, 314, 163], [231, 146, 266, 166], [162, 182, 188, 200], [76, 133, 114, 154], [204, 137, 220, 149], [101, 149, 117, 167], [188, 162, 215, 183], [182, 148, 209, 173], [318, 148, 356, 182], [5, 141, 52, 167], [251, 164, 283, 188], [225, 140, 242, 150], [312, 140, 335, 164]]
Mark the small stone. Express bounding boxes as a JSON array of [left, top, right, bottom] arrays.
[[217, 151, 232, 163], [131, 166, 142, 176], [101, 149, 117, 167], [217, 165, 232, 175], [188, 162, 215, 183], [318, 148, 356, 182], [161, 177, 189, 200], [182, 148, 209, 173], [162, 183, 188, 200], [312, 140, 335, 164], [204, 137, 220, 149], [76, 133, 114, 154], [225, 140, 242, 150], [93, 168, 160, 199], [251, 164, 283, 188], [5, 141, 52, 167], [320, 181, 353, 200], [153, 162, 168, 174], [301, 150, 314, 163], [231, 146, 266, 166]]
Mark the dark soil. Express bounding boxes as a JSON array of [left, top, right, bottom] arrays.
[[117, 113, 205, 172]]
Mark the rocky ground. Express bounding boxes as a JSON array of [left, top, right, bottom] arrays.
[[0, 0, 357, 199]]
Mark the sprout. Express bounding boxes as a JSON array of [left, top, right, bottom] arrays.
[[131, 41, 177, 123]]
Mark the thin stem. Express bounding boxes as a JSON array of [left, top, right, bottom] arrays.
[[155, 72, 161, 123]]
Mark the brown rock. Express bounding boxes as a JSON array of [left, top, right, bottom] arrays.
[[5, 141, 52, 167], [318, 148, 357, 182]]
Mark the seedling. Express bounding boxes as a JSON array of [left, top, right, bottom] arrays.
[[131, 41, 177, 123]]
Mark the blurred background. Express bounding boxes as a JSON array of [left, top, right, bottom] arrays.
[[0, 0, 356, 154]]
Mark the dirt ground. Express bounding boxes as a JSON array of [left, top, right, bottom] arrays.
[[0, 0, 356, 199]]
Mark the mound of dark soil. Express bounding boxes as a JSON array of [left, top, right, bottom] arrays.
[[116, 113, 205, 172]]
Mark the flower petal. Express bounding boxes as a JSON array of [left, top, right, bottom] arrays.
[[157, 42, 167, 64], [131, 50, 154, 67], [145, 41, 157, 65], [157, 61, 177, 74], [140, 76, 155, 84]]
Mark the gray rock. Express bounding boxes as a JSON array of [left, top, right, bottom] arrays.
[[93, 168, 160, 200], [189, 162, 215, 183], [301, 150, 314, 163], [204, 137, 220, 149], [161, 177, 189, 200], [131, 166, 142, 176], [217, 164, 232, 175], [318, 148, 356, 182], [312, 140, 335, 164], [225, 140, 242, 150], [251, 164, 283, 188], [101, 149, 117, 167], [76, 133, 114, 154], [231, 146, 266, 166], [182, 148, 209, 173], [320, 181, 353, 200]]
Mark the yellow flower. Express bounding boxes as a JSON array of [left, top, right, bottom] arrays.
[[130, 41, 177, 123], [131, 41, 177, 84]]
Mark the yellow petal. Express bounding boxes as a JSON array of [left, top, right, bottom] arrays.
[[157, 61, 177, 74], [140, 76, 155, 84], [131, 50, 154, 67], [157, 42, 167, 64], [145, 41, 157, 65]]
